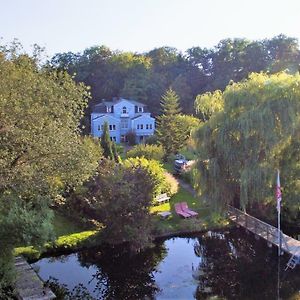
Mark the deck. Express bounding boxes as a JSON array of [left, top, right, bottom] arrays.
[[14, 256, 55, 300], [228, 206, 300, 258]]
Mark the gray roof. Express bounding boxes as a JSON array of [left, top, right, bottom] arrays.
[[92, 103, 107, 113]]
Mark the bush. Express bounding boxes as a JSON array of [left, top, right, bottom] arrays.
[[164, 172, 179, 196], [126, 131, 136, 146], [123, 157, 171, 197], [145, 135, 159, 145], [126, 144, 165, 161]]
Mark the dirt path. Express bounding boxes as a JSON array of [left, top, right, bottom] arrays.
[[177, 177, 197, 197]]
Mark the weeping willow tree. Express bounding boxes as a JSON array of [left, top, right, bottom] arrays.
[[194, 72, 300, 217]]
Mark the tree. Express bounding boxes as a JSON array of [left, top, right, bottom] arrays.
[[89, 159, 156, 252], [159, 88, 181, 116], [126, 144, 165, 161], [194, 72, 300, 219], [156, 89, 181, 157], [0, 46, 101, 290], [195, 90, 224, 122], [156, 89, 200, 157], [101, 122, 114, 160]]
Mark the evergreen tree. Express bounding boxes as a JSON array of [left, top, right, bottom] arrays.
[[101, 122, 114, 160], [160, 88, 181, 116], [156, 89, 189, 157], [111, 141, 120, 163]]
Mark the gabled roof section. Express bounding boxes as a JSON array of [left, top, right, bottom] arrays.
[[131, 114, 154, 121], [92, 103, 107, 113], [131, 114, 143, 120], [92, 114, 121, 122]]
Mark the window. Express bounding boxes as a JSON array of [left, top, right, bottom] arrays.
[[122, 106, 127, 114], [138, 107, 143, 112], [112, 124, 116, 130], [150, 124, 152, 129], [110, 137, 113, 141], [121, 119, 128, 128], [141, 124, 143, 130], [146, 124, 149, 130], [98, 125, 101, 131], [137, 124, 140, 129], [109, 125, 112, 130], [101, 125, 104, 130], [113, 136, 116, 142]]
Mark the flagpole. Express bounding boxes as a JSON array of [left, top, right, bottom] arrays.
[[277, 170, 282, 257], [278, 198, 281, 256]]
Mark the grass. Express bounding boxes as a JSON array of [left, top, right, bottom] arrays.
[[14, 212, 100, 260], [14, 169, 228, 260], [152, 169, 229, 235]]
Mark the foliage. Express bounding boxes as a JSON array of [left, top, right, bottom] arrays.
[[159, 88, 181, 116], [126, 130, 137, 146], [126, 144, 165, 161], [195, 90, 224, 121], [0, 46, 101, 288], [90, 159, 155, 251], [145, 134, 159, 145], [194, 72, 300, 220], [163, 171, 179, 195], [49, 35, 300, 128], [101, 121, 114, 160], [123, 157, 171, 197], [157, 89, 200, 157]]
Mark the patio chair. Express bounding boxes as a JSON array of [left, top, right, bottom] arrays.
[[174, 203, 191, 218], [180, 202, 198, 217]]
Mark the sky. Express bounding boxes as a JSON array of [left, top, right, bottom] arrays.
[[1, 0, 300, 58]]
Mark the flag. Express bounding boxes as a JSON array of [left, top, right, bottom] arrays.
[[276, 170, 282, 212]]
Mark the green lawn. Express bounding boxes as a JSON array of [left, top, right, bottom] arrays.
[[15, 181, 228, 260], [14, 212, 99, 260], [152, 186, 228, 235]]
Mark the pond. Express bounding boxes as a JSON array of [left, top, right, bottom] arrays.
[[32, 228, 300, 299]]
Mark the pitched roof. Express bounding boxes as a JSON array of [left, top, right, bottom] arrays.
[[92, 103, 107, 113]]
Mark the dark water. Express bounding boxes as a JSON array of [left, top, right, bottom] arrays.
[[33, 229, 300, 299]]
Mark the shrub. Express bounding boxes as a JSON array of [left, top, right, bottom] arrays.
[[164, 172, 179, 196], [123, 157, 171, 197], [126, 144, 165, 161], [126, 131, 136, 146], [145, 135, 159, 145]]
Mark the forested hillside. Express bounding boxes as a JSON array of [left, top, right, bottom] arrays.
[[48, 34, 300, 131]]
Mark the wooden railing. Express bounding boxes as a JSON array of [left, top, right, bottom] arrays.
[[228, 206, 289, 252]]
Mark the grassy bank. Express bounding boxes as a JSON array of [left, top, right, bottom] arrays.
[[152, 186, 229, 235], [14, 213, 100, 261], [15, 185, 228, 261]]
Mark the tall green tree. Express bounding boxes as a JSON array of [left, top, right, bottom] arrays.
[[0, 46, 101, 290], [194, 72, 300, 220], [159, 88, 181, 116], [101, 122, 114, 160], [88, 159, 156, 252], [156, 89, 199, 157]]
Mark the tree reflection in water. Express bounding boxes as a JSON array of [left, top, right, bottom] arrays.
[[192, 228, 300, 300], [77, 242, 167, 300]]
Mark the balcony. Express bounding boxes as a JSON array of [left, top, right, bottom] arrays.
[[120, 113, 129, 117]]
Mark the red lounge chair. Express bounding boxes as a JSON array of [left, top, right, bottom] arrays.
[[175, 203, 191, 218], [180, 202, 198, 217]]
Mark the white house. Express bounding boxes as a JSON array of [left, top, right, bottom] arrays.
[[91, 98, 155, 143]]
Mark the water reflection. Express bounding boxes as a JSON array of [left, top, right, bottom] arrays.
[[77, 243, 167, 299], [33, 229, 300, 300]]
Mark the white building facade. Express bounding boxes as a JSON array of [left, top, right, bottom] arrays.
[[91, 98, 155, 143]]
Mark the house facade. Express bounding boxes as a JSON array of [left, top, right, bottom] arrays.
[[91, 98, 155, 143]]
